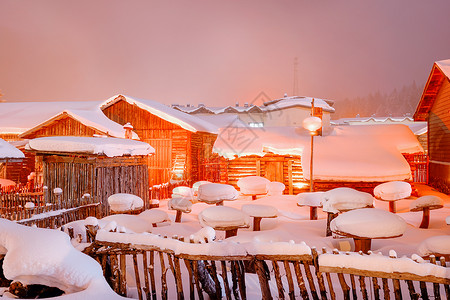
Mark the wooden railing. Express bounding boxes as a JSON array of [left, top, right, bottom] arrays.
[[83, 231, 450, 300], [1, 185, 99, 226], [404, 153, 429, 184]]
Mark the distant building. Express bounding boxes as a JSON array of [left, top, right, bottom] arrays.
[[414, 59, 450, 191], [173, 95, 335, 132]]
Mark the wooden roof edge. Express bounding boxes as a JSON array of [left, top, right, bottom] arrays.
[[413, 64, 446, 121]]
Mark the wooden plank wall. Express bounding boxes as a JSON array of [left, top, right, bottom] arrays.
[[191, 132, 218, 183], [226, 154, 303, 194], [429, 78, 450, 163], [4, 152, 36, 184], [102, 99, 193, 185], [43, 155, 149, 216], [22, 116, 101, 139]]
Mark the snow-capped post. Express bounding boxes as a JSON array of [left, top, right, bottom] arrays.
[[123, 122, 133, 139], [53, 187, 62, 209], [302, 104, 322, 192], [409, 195, 443, 229]]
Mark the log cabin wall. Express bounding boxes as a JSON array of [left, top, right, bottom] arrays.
[[428, 78, 450, 188], [3, 152, 35, 184], [102, 99, 217, 186], [190, 132, 218, 183], [225, 154, 304, 194], [42, 154, 148, 216], [22, 116, 102, 139]]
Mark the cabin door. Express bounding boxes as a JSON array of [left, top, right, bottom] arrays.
[[145, 139, 172, 186], [262, 158, 284, 182]]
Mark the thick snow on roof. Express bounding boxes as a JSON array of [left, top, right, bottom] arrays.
[[0, 138, 24, 159], [20, 109, 139, 139], [0, 101, 102, 134], [195, 114, 247, 129], [214, 124, 422, 182], [26, 136, 154, 157], [263, 96, 335, 113], [436, 59, 450, 79], [331, 117, 427, 135], [100, 95, 218, 134]]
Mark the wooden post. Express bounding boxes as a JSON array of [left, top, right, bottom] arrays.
[[310, 207, 318, 220], [326, 212, 338, 237], [253, 217, 262, 231], [225, 228, 238, 238], [175, 210, 182, 223], [288, 160, 293, 195], [256, 159, 261, 176], [353, 238, 371, 254], [419, 207, 430, 229]]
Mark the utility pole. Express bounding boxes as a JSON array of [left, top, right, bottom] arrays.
[[293, 57, 299, 96]]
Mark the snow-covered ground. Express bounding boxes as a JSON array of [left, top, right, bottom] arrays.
[[1, 184, 449, 299]]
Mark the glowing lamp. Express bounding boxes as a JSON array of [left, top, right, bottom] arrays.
[[302, 116, 322, 133]]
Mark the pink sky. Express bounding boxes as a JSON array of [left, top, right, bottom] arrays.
[[1, 0, 450, 106]]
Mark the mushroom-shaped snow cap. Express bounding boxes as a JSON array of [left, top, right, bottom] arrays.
[[198, 183, 239, 202], [331, 208, 406, 239], [417, 235, 450, 257], [108, 193, 143, 212], [322, 187, 374, 214], [266, 181, 285, 196], [297, 192, 324, 207], [374, 181, 412, 201], [237, 176, 270, 195], [410, 195, 444, 212], [410, 195, 444, 229]]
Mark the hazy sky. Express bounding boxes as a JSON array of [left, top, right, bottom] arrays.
[[1, 0, 450, 106]]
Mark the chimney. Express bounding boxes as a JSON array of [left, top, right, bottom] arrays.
[[284, 93, 288, 98], [123, 123, 133, 139], [244, 102, 249, 108], [235, 102, 239, 107]]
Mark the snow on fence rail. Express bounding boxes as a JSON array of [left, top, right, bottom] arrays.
[[83, 228, 450, 300]]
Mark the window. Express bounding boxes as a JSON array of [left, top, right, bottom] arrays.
[[249, 122, 264, 128]]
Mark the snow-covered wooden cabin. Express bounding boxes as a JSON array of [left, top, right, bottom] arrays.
[[212, 124, 424, 194], [19, 109, 140, 185], [26, 136, 154, 216], [100, 95, 218, 186], [414, 59, 450, 190]]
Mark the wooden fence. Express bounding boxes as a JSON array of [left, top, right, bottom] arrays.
[[83, 231, 450, 300]]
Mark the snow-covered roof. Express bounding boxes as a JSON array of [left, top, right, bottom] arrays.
[[19, 109, 139, 139], [436, 59, 450, 79], [331, 117, 427, 135], [262, 96, 335, 113], [414, 59, 450, 121], [100, 95, 218, 134], [26, 136, 155, 157], [0, 101, 102, 135], [214, 124, 423, 182], [0, 138, 25, 160], [175, 96, 334, 115]]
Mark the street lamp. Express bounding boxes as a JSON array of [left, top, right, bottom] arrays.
[[302, 116, 322, 192]]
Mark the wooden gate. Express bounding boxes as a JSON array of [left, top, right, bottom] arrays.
[[404, 153, 429, 184]]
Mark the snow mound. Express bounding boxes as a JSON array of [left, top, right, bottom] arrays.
[[108, 193, 144, 212], [245, 240, 311, 256], [237, 176, 270, 195], [26, 136, 154, 157], [172, 186, 194, 199], [297, 192, 324, 207], [138, 209, 170, 224], [192, 181, 210, 195], [374, 181, 412, 200], [198, 183, 239, 202], [190, 226, 216, 243], [168, 197, 193, 213], [417, 236, 450, 256], [331, 208, 407, 238], [319, 251, 449, 279], [241, 204, 278, 217], [101, 214, 153, 233], [199, 206, 249, 228], [0, 219, 124, 298], [322, 187, 374, 213], [410, 195, 443, 211], [266, 181, 285, 196]]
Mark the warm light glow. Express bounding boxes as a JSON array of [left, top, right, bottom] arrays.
[[293, 182, 309, 189], [302, 116, 322, 132]]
